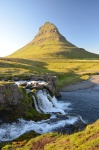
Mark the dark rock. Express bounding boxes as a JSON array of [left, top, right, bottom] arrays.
[[33, 85, 44, 90], [52, 76, 58, 88], [19, 82, 27, 86], [57, 124, 76, 134], [26, 84, 34, 89], [12, 77, 19, 81], [52, 114, 87, 134], [45, 83, 55, 94], [55, 90, 61, 98], [44, 75, 58, 95]]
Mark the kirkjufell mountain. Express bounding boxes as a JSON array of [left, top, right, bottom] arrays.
[[8, 22, 99, 59]]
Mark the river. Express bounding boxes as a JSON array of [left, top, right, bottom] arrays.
[[60, 84, 99, 123], [0, 81, 99, 142]]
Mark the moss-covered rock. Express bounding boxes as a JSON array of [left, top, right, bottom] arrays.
[[0, 84, 50, 122]]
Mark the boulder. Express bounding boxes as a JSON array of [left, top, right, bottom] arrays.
[[45, 83, 55, 95], [31, 84, 44, 91], [44, 75, 59, 95], [55, 90, 61, 98], [26, 83, 34, 89], [19, 82, 27, 86]]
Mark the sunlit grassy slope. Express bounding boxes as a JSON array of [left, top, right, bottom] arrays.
[[2, 120, 99, 150], [8, 22, 99, 59], [0, 57, 99, 89]]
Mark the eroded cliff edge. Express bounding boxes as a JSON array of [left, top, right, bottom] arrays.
[[0, 75, 59, 122]]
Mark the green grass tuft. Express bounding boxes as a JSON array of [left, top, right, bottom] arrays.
[[2, 120, 99, 150]]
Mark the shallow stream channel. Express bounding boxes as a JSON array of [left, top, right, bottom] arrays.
[[0, 80, 99, 142]]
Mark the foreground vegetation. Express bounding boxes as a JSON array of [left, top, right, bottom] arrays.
[[2, 120, 99, 150]]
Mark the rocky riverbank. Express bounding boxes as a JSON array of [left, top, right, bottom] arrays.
[[61, 75, 99, 91]]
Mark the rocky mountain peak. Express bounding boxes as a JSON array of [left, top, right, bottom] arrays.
[[39, 22, 59, 34], [32, 22, 66, 43], [8, 22, 99, 59]]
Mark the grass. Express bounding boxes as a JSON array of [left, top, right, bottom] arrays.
[[0, 58, 99, 89], [1, 22, 99, 150], [2, 120, 99, 150], [0, 81, 14, 85]]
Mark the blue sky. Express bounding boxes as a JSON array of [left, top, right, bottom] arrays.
[[0, 0, 99, 57]]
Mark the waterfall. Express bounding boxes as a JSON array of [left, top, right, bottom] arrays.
[[32, 95, 42, 113], [34, 90, 66, 114], [0, 87, 73, 142], [0, 80, 86, 142]]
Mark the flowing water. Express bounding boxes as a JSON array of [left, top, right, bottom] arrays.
[[0, 81, 99, 142], [60, 84, 99, 123]]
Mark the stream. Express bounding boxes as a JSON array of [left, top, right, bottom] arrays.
[[60, 84, 99, 124], [0, 81, 99, 142]]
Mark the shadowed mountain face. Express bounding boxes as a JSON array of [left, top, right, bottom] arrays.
[[8, 22, 99, 59]]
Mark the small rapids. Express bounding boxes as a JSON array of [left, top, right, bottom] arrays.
[[0, 80, 85, 142], [0, 116, 78, 142]]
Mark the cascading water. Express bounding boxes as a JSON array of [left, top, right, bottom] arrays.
[[0, 80, 85, 142], [32, 95, 42, 113], [35, 90, 66, 114]]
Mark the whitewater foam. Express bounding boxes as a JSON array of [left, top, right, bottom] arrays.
[[36, 90, 69, 114], [0, 116, 78, 142], [0, 80, 82, 142]]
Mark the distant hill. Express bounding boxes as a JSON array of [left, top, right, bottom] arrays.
[[8, 22, 99, 59]]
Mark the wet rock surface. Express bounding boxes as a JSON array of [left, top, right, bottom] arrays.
[[0, 75, 59, 109], [52, 114, 87, 134], [17, 75, 60, 97]]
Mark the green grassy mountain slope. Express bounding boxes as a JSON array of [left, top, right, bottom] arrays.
[[2, 120, 99, 150], [8, 22, 99, 59]]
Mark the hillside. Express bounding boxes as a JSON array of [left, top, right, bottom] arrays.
[[2, 120, 99, 150], [1, 23, 99, 150], [8, 22, 99, 59]]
